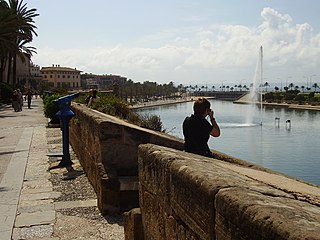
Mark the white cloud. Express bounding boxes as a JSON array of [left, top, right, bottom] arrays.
[[33, 7, 320, 85]]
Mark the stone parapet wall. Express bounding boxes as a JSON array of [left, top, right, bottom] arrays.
[[137, 144, 320, 240], [69, 103, 184, 214]]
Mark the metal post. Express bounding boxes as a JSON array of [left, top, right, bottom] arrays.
[[49, 93, 79, 168]]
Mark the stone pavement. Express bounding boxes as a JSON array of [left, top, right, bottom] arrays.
[[0, 98, 124, 240]]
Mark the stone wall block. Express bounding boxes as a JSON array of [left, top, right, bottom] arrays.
[[124, 208, 144, 240], [140, 190, 166, 240], [98, 173, 121, 215], [99, 121, 122, 142], [215, 187, 320, 240]]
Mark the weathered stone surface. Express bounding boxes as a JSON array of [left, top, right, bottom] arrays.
[[215, 187, 320, 240], [138, 143, 320, 240], [69, 103, 184, 214], [124, 208, 144, 240], [15, 210, 56, 227]]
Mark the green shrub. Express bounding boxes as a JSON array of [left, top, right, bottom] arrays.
[[294, 94, 306, 102], [43, 94, 63, 119], [94, 94, 130, 119], [139, 114, 163, 132], [77, 92, 164, 132], [264, 92, 274, 101], [0, 82, 13, 103], [284, 92, 295, 101], [309, 92, 315, 100]]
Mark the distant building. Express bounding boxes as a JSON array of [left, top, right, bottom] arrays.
[[29, 63, 42, 89], [16, 56, 30, 87], [86, 74, 127, 89], [40, 64, 82, 89]]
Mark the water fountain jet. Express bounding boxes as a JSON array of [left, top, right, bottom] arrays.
[[245, 46, 263, 126]]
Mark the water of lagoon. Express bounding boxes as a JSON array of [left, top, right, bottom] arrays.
[[135, 100, 320, 186]]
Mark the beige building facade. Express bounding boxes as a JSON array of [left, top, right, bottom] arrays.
[[41, 65, 81, 89]]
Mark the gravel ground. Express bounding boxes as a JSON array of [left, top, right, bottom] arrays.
[[47, 127, 125, 240]]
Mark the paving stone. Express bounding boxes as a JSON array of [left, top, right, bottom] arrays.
[[15, 211, 56, 227]]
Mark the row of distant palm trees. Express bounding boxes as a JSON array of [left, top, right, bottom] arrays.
[[185, 82, 320, 93], [0, 0, 39, 85]]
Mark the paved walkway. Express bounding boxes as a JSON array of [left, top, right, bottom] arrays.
[[0, 98, 124, 240]]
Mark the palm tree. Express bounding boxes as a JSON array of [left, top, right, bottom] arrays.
[[263, 82, 270, 92], [288, 83, 295, 91], [0, 1, 18, 82], [1, 0, 39, 85], [312, 83, 319, 92]]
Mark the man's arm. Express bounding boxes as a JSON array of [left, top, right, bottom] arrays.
[[210, 117, 220, 137], [208, 110, 220, 137]]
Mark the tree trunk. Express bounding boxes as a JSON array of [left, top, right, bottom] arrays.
[[0, 57, 6, 83], [12, 54, 17, 86], [7, 53, 12, 85]]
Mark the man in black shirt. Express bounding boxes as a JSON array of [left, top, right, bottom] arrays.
[[183, 98, 220, 157]]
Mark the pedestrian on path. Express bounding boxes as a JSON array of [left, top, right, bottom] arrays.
[[17, 89, 23, 111], [11, 90, 20, 112], [27, 89, 33, 109]]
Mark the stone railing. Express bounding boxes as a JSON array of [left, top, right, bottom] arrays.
[[69, 103, 184, 214], [126, 144, 320, 240]]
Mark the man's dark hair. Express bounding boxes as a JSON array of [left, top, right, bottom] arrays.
[[193, 98, 211, 115]]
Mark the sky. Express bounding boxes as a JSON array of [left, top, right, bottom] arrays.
[[26, 0, 320, 87]]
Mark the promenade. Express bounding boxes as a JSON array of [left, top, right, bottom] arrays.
[[234, 93, 320, 111], [0, 98, 124, 239]]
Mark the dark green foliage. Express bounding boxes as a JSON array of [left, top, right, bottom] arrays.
[[138, 114, 163, 132], [274, 92, 283, 101], [0, 82, 13, 103], [309, 92, 315, 99], [264, 92, 274, 101], [43, 94, 63, 119], [94, 94, 130, 119], [294, 94, 306, 102], [284, 92, 295, 101], [76, 92, 164, 132]]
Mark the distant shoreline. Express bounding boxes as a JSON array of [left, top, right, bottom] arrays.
[[129, 96, 215, 109], [234, 99, 320, 111], [129, 96, 320, 112]]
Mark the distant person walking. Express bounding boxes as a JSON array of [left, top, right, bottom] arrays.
[[17, 89, 23, 111], [182, 98, 220, 157], [11, 90, 19, 112], [27, 89, 33, 109]]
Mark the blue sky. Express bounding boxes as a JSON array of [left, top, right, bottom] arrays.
[[27, 0, 320, 87]]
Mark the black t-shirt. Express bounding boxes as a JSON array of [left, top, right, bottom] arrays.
[[182, 114, 213, 156]]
